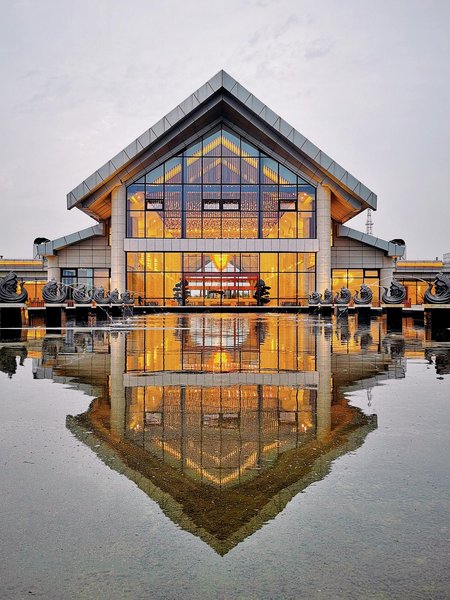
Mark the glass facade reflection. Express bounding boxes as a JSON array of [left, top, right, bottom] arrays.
[[127, 252, 315, 306], [126, 126, 316, 240]]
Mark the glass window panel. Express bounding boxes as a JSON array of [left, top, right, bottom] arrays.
[[146, 165, 163, 185], [279, 253, 297, 272], [164, 212, 181, 238], [146, 212, 164, 237], [185, 185, 201, 211], [298, 185, 316, 211], [164, 185, 182, 210], [262, 272, 278, 300], [203, 199, 220, 211], [222, 158, 240, 183], [127, 184, 145, 210], [185, 156, 202, 184], [260, 253, 277, 273], [202, 129, 222, 156], [222, 215, 240, 238], [298, 212, 315, 238], [279, 164, 297, 184], [278, 211, 297, 238], [297, 272, 313, 300], [222, 129, 241, 156], [127, 212, 145, 237], [127, 252, 145, 271], [222, 185, 240, 199], [241, 139, 258, 156], [183, 253, 202, 272], [203, 185, 220, 199], [146, 185, 163, 210], [164, 157, 182, 183], [203, 157, 221, 184], [262, 185, 278, 211], [261, 156, 279, 184], [164, 272, 182, 302], [241, 186, 258, 211], [222, 200, 240, 211], [145, 253, 163, 272], [202, 212, 221, 238], [241, 217, 258, 238], [262, 212, 279, 238], [364, 270, 379, 277], [146, 273, 164, 301], [127, 272, 144, 297], [279, 274, 297, 299], [185, 140, 202, 156], [164, 253, 182, 272], [241, 157, 259, 184], [186, 213, 202, 238], [279, 185, 297, 210]]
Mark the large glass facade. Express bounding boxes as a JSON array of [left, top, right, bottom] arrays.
[[126, 126, 316, 239], [127, 252, 315, 306]]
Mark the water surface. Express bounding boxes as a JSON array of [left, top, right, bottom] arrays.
[[1, 314, 449, 599]]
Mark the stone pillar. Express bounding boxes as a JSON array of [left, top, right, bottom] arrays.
[[110, 331, 126, 435], [111, 184, 126, 293], [47, 256, 59, 281], [316, 326, 332, 439], [380, 256, 395, 288], [316, 184, 331, 293]]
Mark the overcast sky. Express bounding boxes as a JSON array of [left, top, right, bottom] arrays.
[[0, 0, 449, 259]]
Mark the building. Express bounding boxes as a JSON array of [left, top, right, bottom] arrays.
[[35, 71, 406, 307]]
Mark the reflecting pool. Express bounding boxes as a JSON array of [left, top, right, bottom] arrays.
[[1, 314, 449, 599]]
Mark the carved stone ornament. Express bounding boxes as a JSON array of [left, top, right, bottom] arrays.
[[320, 288, 333, 305], [381, 280, 406, 304], [110, 289, 122, 304], [42, 279, 67, 303], [72, 285, 93, 304], [0, 272, 28, 303], [93, 287, 111, 304], [423, 273, 450, 304], [334, 287, 351, 305], [353, 284, 373, 305], [120, 290, 134, 304], [308, 291, 321, 305]]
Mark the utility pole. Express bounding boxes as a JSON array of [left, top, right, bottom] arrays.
[[366, 209, 373, 236]]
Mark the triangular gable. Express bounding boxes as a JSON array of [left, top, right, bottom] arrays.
[[68, 70, 377, 222]]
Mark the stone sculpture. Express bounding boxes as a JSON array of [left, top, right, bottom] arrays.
[[0, 272, 28, 303], [93, 287, 111, 304], [423, 273, 450, 304], [334, 287, 351, 305], [110, 289, 122, 304], [353, 284, 373, 305], [42, 278, 67, 303], [308, 291, 321, 305], [320, 288, 333, 304], [121, 290, 134, 304], [72, 285, 93, 304], [381, 280, 406, 304]]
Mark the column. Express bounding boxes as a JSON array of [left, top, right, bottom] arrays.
[[110, 331, 126, 435], [380, 256, 395, 288], [111, 184, 126, 292], [47, 256, 59, 281], [316, 184, 331, 293], [316, 325, 332, 439]]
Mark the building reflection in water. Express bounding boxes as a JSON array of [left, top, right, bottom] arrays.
[[29, 314, 437, 554]]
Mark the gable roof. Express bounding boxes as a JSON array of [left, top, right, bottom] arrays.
[[68, 70, 377, 222]]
